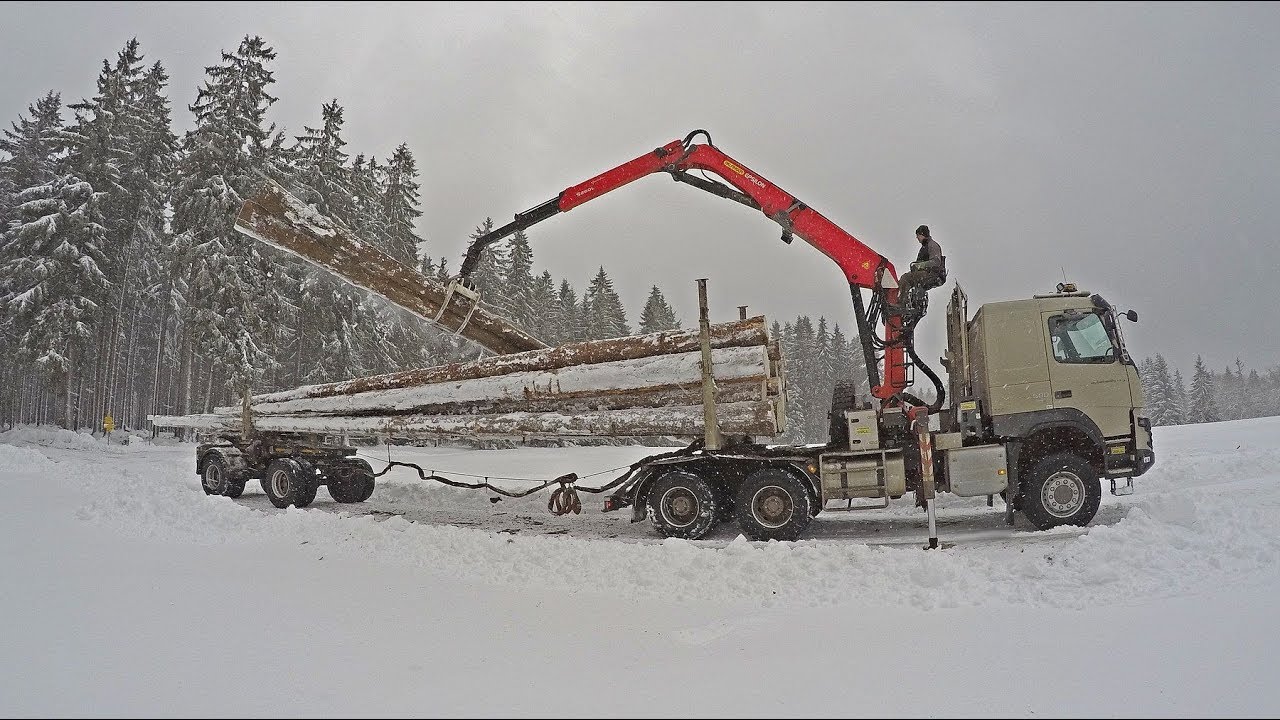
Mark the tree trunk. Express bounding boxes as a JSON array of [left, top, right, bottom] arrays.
[[152, 400, 779, 439], [151, 308, 169, 419], [251, 317, 769, 405], [237, 179, 546, 355]]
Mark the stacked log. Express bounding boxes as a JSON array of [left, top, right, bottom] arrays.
[[151, 318, 787, 440]]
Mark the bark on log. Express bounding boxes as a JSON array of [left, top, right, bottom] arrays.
[[248, 316, 771, 405], [234, 346, 771, 417], [150, 401, 778, 438], [235, 178, 547, 355]]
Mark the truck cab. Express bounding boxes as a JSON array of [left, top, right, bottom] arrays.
[[939, 282, 1153, 526]]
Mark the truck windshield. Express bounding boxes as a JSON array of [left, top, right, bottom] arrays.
[[1049, 313, 1116, 363]]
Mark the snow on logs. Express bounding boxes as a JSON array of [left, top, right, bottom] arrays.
[[153, 319, 787, 440], [234, 178, 547, 356]]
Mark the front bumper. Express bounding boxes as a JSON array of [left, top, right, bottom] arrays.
[[1134, 448, 1155, 477]]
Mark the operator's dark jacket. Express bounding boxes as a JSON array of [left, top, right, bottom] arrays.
[[914, 236, 944, 273]]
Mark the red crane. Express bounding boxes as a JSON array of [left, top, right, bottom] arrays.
[[458, 130, 941, 410]]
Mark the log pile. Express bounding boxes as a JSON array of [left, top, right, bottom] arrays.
[[150, 178, 790, 441], [150, 318, 787, 440]]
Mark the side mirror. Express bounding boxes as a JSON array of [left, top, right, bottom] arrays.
[[1125, 310, 1138, 322]]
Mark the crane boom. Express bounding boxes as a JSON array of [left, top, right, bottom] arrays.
[[458, 130, 922, 406]]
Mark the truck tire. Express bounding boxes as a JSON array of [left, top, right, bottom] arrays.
[[201, 454, 231, 496], [225, 481, 246, 499], [1021, 452, 1101, 530], [262, 458, 302, 509], [828, 382, 860, 445], [734, 468, 813, 541], [328, 459, 375, 503], [291, 460, 318, 507], [647, 470, 718, 540]]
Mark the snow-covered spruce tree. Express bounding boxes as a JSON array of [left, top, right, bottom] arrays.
[[1268, 368, 1280, 420], [552, 278, 580, 344], [779, 320, 803, 442], [499, 229, 537, 334], [1167, 367, 1188, 426], [122, 60, 179, 428], [359, 152, 433, 374], [286, 98, 380, 384], [638, 285, 681, 333], [171, 36, 283, 411], [0, 177, 110, 428], [0, 93, 64, 312], [1233, 358, 1255, 420], [1148, 355, 1175, 426], [528, 270, 556, 341], [381, 143, 422, 269], [289, 99, 352, 219], [808, 317, 836, 441], [348, 155, 390, 251], [1, 92, 64, 199], [465, 217, 508, 302], [63, 41, 180, 429], [1188, 355, 1217, 424], [0, 92, 66, 425], [582, 266, 631, 340], [1245, 368, 1263, 420], [1216, 362, 1240, 421], [828, 323, 868, 399]]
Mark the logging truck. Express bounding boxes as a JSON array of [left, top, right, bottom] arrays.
[[156, 129, 1153, 546], [600, 282, 1154, 544]]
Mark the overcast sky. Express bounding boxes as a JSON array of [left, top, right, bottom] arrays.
[[4, 2, 1277, 374]]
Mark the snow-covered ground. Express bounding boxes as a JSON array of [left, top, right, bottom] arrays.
[[3, 418, 1278, 716]]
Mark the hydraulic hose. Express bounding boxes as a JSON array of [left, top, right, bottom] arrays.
[[905, 337, 946, 414]]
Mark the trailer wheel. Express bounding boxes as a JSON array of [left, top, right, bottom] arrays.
[[1021, 452, 1101, 530], [225, 481, 245, 499], [201, 454, 231, 496], [647, 470, 718, 540], [262, 458, 301, 509], [328, 459, 375, 503], [734, 468, 813, 541]]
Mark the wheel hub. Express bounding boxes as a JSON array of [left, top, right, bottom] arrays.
[[1043, 472, 1083, 517], [752, 485, 794, 529], [271, 469, 291, 498], [204, 464, 223, 491], [660, 487, 699, 528]]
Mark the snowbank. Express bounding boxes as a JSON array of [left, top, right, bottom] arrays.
[[2, 417, 1278, 715]]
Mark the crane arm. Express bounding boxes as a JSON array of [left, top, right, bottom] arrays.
[[461, 131, 896, 288], [458, 130, 919, 404]]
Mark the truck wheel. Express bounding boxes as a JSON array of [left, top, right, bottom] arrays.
[[1021, 452, 1101, 530], [262, 458, 301, 509], [225, 481, 246, 499], [328, 459, 375, 503], [201, 454, 231, 496], [293, 460, 319, 507], [734, 468, 813, 541], [647, 470, 718, 540]]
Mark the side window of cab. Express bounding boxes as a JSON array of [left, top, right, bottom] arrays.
[[1048, 313, 1115, 363]]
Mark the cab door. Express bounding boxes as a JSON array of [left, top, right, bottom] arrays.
[[1041, 310, 1132, 437]]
